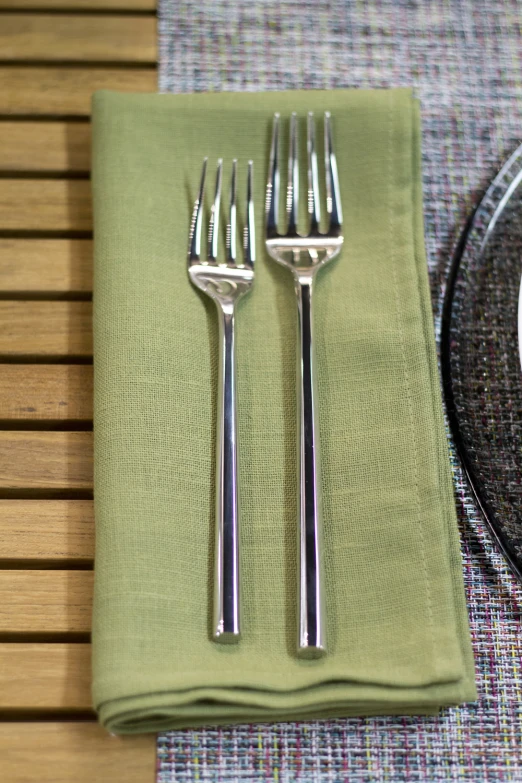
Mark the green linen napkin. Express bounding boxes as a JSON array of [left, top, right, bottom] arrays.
[[91, 88, 476, 735]]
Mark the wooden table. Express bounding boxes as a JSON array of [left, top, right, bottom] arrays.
[[0, 4, 159, 780]]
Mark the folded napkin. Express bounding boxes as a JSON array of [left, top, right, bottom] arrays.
[[91, 88, 476, 734]]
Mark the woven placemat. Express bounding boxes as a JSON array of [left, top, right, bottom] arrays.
[[158, 2, 522, 780]]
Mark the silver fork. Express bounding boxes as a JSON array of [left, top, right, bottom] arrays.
[[265, 112, 343, 658], [189, 157, 255, 644]]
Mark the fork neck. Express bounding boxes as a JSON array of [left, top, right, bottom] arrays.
[[216, 300, 236, 318], [294, 276, 314, 331], [215, 303, 236, 365], [294, 271, 316, 292]]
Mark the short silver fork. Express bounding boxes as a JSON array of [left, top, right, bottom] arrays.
[[265, 112, 343, 658], [189, 158, 255, 644]]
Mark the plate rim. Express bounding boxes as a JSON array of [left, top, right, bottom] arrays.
[[440, 140, 522, 584]]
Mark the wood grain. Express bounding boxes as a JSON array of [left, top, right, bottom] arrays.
[[0, 179, 91, 231], [0, 723, 156, 783], [0, 500, 93, 561], [0, 366, 93, 421], [0, 643, 91, 709], [0, 302, 92, 358], [0, 239, 92, 293], [0, 122, 90, 173], [0, 3, 157, 778], [0, 0, 155, 9], [0, 67, 156, 116], [0, 16, 156, 63], [0, 570, 92, 633], [0, 432, 92, 490]]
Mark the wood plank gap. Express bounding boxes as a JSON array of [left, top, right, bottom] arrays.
[[0, 9, 155, 15], [0, 292, 92, 302], [0, 171, 90, 180], [0, 559, 92, 569], [0, 231, 92, 239], [0, 357, 93, 365], [0, 60, 156, 69], [0, 633, 90, 642], [0, 490, 93, 499], [0, 710, 95, 720], [0, 115, 90, 122], [0, 421, 93, 431]]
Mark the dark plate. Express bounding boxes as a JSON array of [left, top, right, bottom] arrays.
[[441, 143, 522, 583]]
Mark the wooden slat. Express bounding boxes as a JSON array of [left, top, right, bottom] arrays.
[[0, 302, 92, 358], [0, 6, 158, 778], [0, 432, 92, 490], [0, 0, 155, 9], [0, 180, 91, 231], [0, 239, 92, 293], [0, 643, 91, 709], [0, 570, 92, 633], [0, 500, 93, 561], [0, 16, 156, 63], [0, 67, 156, 116], [0, 123, 90, 173], [0, 366, 93, 421], [0, 723, 156, 783]]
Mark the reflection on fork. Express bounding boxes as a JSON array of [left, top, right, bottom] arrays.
[[265, 111, 344, 658], [188, 158, 255, 644]]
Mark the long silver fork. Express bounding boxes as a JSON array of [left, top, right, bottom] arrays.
[[189, 158, 255, 643], [265, 112, 343, 658]]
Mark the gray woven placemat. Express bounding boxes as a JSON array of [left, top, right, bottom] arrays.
[[157, 2, 522, 780]]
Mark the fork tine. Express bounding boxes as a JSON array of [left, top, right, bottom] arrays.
[[287, 112, 299, 235], [307, 112, 321, 232], [244, 160, 255, 268], [189, 157, 207, 263], [208, 158, 223, 262], [226, 159, 237, 264], [324, 112, 343, 233], [266, 113, 280, 237]]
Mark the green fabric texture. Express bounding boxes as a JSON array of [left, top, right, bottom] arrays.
[[91, 88, 476, 735]]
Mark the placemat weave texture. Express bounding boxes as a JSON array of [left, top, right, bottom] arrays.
[[157, 1, 522, 780]]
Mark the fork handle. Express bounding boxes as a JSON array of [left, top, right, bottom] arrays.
[[296, 279, 326, 657], [213, 305, 241, 643]]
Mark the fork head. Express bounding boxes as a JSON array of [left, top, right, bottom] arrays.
[[265, 112, 343, 281], [188, 158, 255, 310]]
